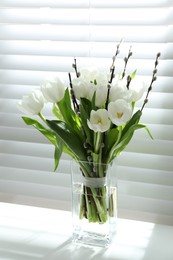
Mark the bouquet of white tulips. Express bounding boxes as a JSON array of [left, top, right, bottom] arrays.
[[18, 44, 160, 224]]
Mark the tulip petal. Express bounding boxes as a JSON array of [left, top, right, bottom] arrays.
[[87, 109, 111, 132], [108, 99, 132, 126]]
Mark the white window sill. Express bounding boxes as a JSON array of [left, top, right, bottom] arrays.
[[0, 202, 172, 260]]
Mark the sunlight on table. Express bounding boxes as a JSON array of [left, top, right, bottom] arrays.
[[0, 202, 172, 260]]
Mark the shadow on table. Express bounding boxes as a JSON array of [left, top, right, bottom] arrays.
[[0, 235, 113, 260], [42, 237, 116, 260]]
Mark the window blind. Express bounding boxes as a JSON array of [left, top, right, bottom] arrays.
[[0, 0, 173, 225]]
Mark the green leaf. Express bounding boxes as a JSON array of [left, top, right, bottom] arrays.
[[109, 124, 146, 162], [52, 104, 63, 120], [22, 116, 65, 171], [22, 117, 56, 145], [46, 119, 87, 161], [80, 97, 92, 117], [79, 98, 94, 146], [106, 108, 153, 163], [131, 69, 137, 79], [91, 91, 97, 111], [142, 125, 154, 139], [57, 88, 81, 137], [122, 110, 142, 137], [105, 127, 119, 153], [54, 135, 64, 171]]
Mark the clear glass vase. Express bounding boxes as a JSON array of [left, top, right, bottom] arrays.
[[71, 160, 117, 247]]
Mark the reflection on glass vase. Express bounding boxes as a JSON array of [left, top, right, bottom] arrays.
[[71, 160, 117, 247]]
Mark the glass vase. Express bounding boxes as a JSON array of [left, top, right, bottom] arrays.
[[71, 160, 117, 247]]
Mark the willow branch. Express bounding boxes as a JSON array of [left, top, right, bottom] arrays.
[[68, 72, 80, 113], [121, 46, 133, 79], [141, 52, 161, 112], [105, 41, 122, 109], [72, 58, 80, 78]]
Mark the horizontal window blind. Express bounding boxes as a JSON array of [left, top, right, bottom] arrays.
[[0, 0, 173, 225]]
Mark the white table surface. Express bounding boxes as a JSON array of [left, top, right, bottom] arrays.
[[0, 202, 173, 260]]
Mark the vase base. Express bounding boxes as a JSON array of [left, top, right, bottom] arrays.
[[72, 230, 110, 247]]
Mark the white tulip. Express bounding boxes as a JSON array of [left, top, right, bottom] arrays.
[[108, 99, 132, 126], [88, 82, 108, 107], [41, 77, 65, 103], [79, 67, 108, 85], [110, 77, 130, 102], [83, 68, 109, 107], [72, 77, 89, 100], [72, 67, 94, 101], [128, 79, 146, 102], [17, 89, 45, 115], [87, 109, 111, 133], [73, 67, 109, 107]]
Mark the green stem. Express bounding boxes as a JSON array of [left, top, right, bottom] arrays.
[[90, 187, 107, 223], [78, 133, 110, 224], [93, 132, 104, 177], [38, 112, 47, 124], [94, 132, 102, 154]]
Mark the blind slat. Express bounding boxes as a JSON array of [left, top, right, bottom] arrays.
[[0, 24, 172, 43], [119, 181, 173, 201], [0, 8, 171, 26], [0, 0, 90, 8], [92, 0, 172, 8], [1, 56, 172, 75], [0, 0, 171, 8], [1, 41, 173, 60]]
